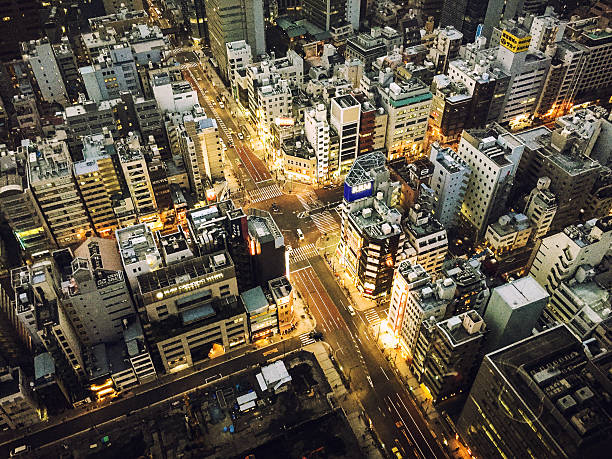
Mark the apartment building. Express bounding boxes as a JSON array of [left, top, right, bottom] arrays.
[[304, 104, 332, 182], [80, 47, 142, 102], [330, 94, 361, 173], [226, 40, 252, 87]]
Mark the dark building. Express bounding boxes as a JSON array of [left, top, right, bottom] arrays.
[[441, 258, 489, 318], [247, 209, 286, 288], [302, 0, 345, 31], [458, 324, 612, 459], [0, 0, 42, 63], [440, 0, 487, 43]]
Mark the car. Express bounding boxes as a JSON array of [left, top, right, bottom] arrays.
[[10, 445, 31, 457], [391, 446, 402, 459], [395, 421, 403, 429], [296, 229, 304, 241], [347, 305, 356, 316], [237, 132, 244, 140], [218, 102, 225, 109]]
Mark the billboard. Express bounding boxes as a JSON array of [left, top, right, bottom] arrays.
[[344, 180, 373, 202]]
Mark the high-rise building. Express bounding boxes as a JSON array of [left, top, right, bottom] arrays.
[[482, 0, 548, 41], [80, 47, 142, 102], [247, 209, 286, 287], [440, 0, 488, 43], [426, 26, 463, 73], [302, 0, 346, 31], [345, 27, 401, 70], [0, 149, 55, 254], [441, 258, 490, 317], [457, 324, 611, 459], [304, 104, 332, 183], [241, 286, 279, 341], [55, 238, 136, 346], [412, 310, 486, 404], [524, 176, 557, 240], [21, 38, 69, 106], [529, 217, 612, 293], [483, 275, 549, 352], [378, 79, 432, 161], [428, 75, 472, 144], [0, 365, 40, 430], [330, 94, 361, 173], [456, 125, 524, 238], [205, 0, 265, 82], [74, 132, 122, 236], [428, 143, 470, 229], [23, 132, 93, 247], [225, 40, 252, 87], [338, 153, 404, 298]]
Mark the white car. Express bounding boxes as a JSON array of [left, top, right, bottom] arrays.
[[218, 102, 225, 109], [237, 132, 244, 140], [347, 305, 356, 316], [10, 445, 31, 457]]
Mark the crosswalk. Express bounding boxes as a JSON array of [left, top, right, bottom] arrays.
[[289, 243, 317, 262], [296, 190, 323, 211], [296, 194, 311, 211], [299, 333, 315, 346], [364, 309, 383, 326], [249, 184, 283, 203], [311, 211, 340, 235]]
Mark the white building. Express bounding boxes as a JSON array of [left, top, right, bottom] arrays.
[[429, 143, 470, 228], [456, 126, 524, 237], [304, 104, 331, 183], [524, 177, 557, 240], [80, 47, 141, 102], [256, 77, 293, 130], [22, 39, 68, 106], [152, 74, 198, 113], [529, 217, 612, 293], [116, 223, 162, 291], [485, 213, 532, 254], [226, 40, 252, 85], [378, 79, 432, 161], [330, 94, 361, 173]]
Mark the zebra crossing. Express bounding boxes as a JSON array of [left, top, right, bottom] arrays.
[[296, 194, 311, 211], [310, 211, 340, 235], [299, 333, 315, 346], [364, 309, 383, 326], [249, 184, 283, 203], [296, 190, 323, 211], [289, 243, 317, 262]]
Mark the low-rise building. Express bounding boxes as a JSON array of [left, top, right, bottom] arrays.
[[485, 213, 533, 254], [241, 286, 278, 341], [0, 366, 40, 430]]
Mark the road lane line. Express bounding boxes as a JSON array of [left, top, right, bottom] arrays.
[[387, 397, 426, 459], [293, 271, 331, 331], [381, 367, 389, 380], [396, 394, 437, 459], [303, 268, 341, 330]]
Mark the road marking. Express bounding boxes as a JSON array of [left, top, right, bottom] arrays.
[[310, 210, 340, 234], [367, 376, 374, 388], [387, 397, 425, 459], [248, 184, 282, 203], [396, 394, 437, 458], [289, 244, 317, 262], [262, 348, 278, 356], [381, 367, 389, 380], [365, 309, 382, 325], [205, 373, 222, 384], [298, 333, 315, 346]]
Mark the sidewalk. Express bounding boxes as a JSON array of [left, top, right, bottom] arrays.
[[324, 251, 377, 311], [306, 342, 383, 459]]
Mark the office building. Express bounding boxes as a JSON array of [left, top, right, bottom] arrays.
[[226, 40, 252, 87], [241, 286, 279, 341], [247, 209, 286, 287], [12, 95, 42, 139], [441, 258, 490, 317], [63, 98, 118, 156], [483, 276, 549, 352], [529, 217, 612, 294], [330, 94, 361, 172], [254, 76, 293, 131], [268, 276, 295, 333], [412, 310, 485, 404], [103, 0, 144, 14], [428, 75, 472, 144], [302, 0, 345, 31], [514, 124, 603, 233], [12, 260, 86, 379], [378, 79, 432, 161], [356, 99, 387, 157], [0, 0, 41, 63], [56, 238, 136, 346], [0, 365, 39, 430], [304, 104, 332, 182], [0, 149, 54, 254], [482, 0, 548, 41], [404, 188, 448, 274], [428, 144, 470, 229], [23, 133, 93, 247], [427, 26, 463, 73], [116, 136, 158, 224], [524, 176, 557, 240], [21, 38, 69, 106], [80, 47, 142, 102], [457, 325, 612, 459], [152, 74, 198, 114], [74, 132, 122, 236], [116, 223, 163, 291], [456, 125, 524, 238], [345, 28, 401, 70], [339, 153, 404, 298], [440, 0, 487, 43], [53, 37, 82, 102], [485, 213, 533, 255], [205, 0, 265, 82]]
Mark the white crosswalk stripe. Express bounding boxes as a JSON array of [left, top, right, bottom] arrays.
[[365, 309, 382, 325], [289, 243, 317, 262], [299, 333, 315, 346], [297, 194, 310, 211], [310, 211, 340, 235], [249, 184, 283, 203]]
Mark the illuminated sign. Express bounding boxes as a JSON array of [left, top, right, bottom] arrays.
[[156, 272, 225, 299], [500, 30, 531, 53], [275, 117, 294, 126], [206, 189, 217, 201]]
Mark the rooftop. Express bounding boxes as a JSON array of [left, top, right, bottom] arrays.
[[488, 324, 612, 454], [0, 368, 20, 399], [488, 212, 531, 237], [241, 286, 270, 314], [247, 209, 284, 248], [116, 223, 160, 266], [493, 276, 548, 308], [437, 310, 485, 347], [345, 151, 387, 187]]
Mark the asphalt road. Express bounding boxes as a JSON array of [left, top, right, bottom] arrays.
[[297, 254, 447, 459], [0, 338, 303, 457]]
